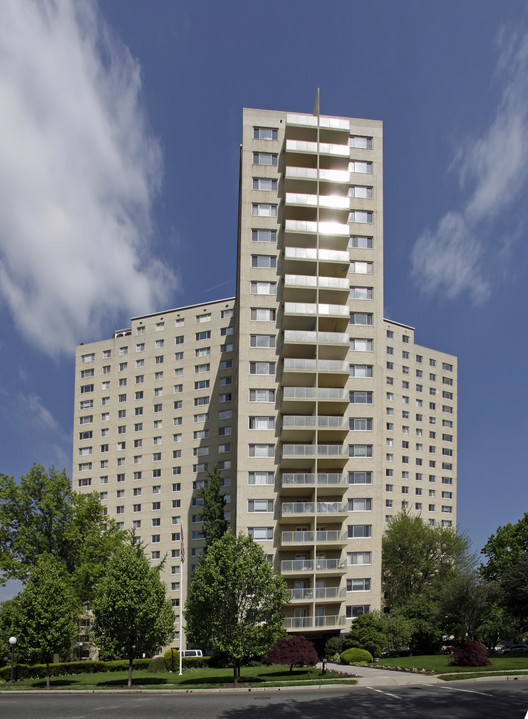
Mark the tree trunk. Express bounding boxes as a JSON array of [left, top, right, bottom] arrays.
[[290, 663, 293, 673], [46, 660, 50, 689], [128, 658, 133, 688], [233, 660, 238, 685]]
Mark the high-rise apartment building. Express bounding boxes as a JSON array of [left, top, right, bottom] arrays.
[[73, 106, 457, 642]]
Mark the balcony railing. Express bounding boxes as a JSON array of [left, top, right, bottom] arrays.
[[281, 559, 347, 572], [284, 246, 349, 263], [285, 139, 349, 157], [282, 416, 348, 430], [283, 358, 349, 373], [282, 445, 347, 459], [286, 587, 346, 600], [281, 501, 348, 515], [282, 387, 349, 401], [281, 531, 347, 545], [284, 303, 349, 318], [285, 193, 350, 209], [286, 114, 349, 131], [284, 220, 349, 236], [283, 330, 349, 345], [282, 473, 346, 487], [284, 615, 346, 629]]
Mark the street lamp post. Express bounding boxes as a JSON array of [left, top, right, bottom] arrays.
[[9, 637, 17, 683]]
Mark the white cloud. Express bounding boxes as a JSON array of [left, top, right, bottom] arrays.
[[0, 0, 175, 356], [411, 23, 528, 304]]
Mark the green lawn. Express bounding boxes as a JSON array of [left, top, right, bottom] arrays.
[[373, 654, 528, 674], [0, 665, 354, 691]]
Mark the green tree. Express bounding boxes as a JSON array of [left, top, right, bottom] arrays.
[[0, 465, 125, 601], [0, 599, 18, 668], [439, 571, 496, 644], [14, 554, 78, 688], [345, 613, 385, 658], [383, 513, 472, 610], [185, 531, 289, 684], [377, 611, 415, 654], [480, 513, 528, 582], [92, 541, 175, 687], [501, 553, 528, 630], [196, 465, 229, 551]]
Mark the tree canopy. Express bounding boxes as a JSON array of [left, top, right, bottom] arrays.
[[196, 465, 229, 551], [480, 513, 528, 582], [0, 464, 125, 602], [265, 635, 318, 672], [184, 531, 289, 684], [92, 541, 175, 687], [14, 554, 79, 687]]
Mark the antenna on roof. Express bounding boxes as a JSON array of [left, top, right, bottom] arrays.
[[313, 88, 320, 117]]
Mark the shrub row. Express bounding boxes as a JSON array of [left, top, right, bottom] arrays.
[[0, 655, 211, 681]]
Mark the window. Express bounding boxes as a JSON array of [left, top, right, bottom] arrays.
[[350, 391, 373, 404], [219, 393, 232, 402], [248, 444, 274, 457], [248, 527, 273, 540], [80, 368, 94, 378], [349, 498, 372, 511], [254, 127, 278, 140], [249, 416, 275, 430], [350, 418, 373, 431], [193, 412, 209, 422], [350, 364, 373, 377], [250, 334, 276, 348], [252, 203, 277, 217], [80, 384, 94, 394], [253, 152, 278, 165], [350, 338, 373, 351], [174, 335, 184, 346], [248, 471, 274, 485], [349, 210, 373, 224], [253, 177, 278, 192], [195, 330, 211, 341], [348, 551, 371, 565], [251, 308, 276, 321], [347, 578, 371, 592], [153, 403, 162, 412], [349, 185, 373, 199], [116, 505, 124, 515], [218, 426, 231, 436], [251, 254, 277, 268], [196, 313, 211, 324], [349, 135, 372, 149], [349, 445, 373, 458], [194, 379, 209, 390], [249, 388, 275, 402], [349, 235, 373, 249], [250, 361, 275, 375], [350, 312, 374, 325], [350, 286, 373, 300], [250, 281, 276, 295], [80, 400, 93, 409], [348, 525, 372, 538], [248, 499, 274, 513], [350, 261, 373, 274], [193, 430, 208, 440], [220, 327, 234, 337]]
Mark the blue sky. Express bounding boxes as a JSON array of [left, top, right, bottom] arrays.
[[1, 0, 528, 598]]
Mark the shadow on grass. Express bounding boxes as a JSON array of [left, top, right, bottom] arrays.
[[31, 679, 81, 688], [169, 670, 328, 688], [98, 676, 170, 687]]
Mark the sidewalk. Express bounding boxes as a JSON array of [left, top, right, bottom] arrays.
[[323, 662, 441, 686]]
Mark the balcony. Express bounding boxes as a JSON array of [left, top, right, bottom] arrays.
[[285, 193, 350, 210], [284, 615, 346, 630], [283, 330, 349, 347], [284, 274, 349, 292], [285, 166, 350, 185], [282, 445, 347, 463], [282, 358, 349, 375], [283, 302, 349, 319], [284, 246, 349, 265], [286, 114, 349, 132], [281, 388, 349, 413], [285, 139, 349, 157], [281, 500, 348, 517], [282, 473, 346, 488], [284, 220, 349, 237], [282, 416, 348, 431], [286, 587, 346, 601], [281, 531, 347, 547], [281, 559, 347, 574]]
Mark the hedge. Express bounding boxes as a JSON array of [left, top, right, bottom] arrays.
[[340, 647, 373, 665], [0, 655, 212, 681]]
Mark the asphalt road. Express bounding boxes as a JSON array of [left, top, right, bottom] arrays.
[[1, 681, 528, 719]]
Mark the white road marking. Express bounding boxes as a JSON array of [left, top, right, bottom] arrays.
[[437, 685, 493, 697], [366, 687, 400, 699]]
